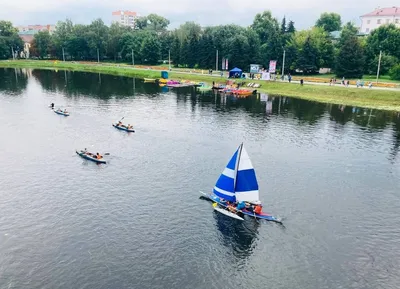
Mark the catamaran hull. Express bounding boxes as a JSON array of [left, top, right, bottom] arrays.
[[214, 207, 244, 221], [200, 191, 281, 223]]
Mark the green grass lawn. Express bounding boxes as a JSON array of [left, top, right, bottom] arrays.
[[1, 60, 400, 111]]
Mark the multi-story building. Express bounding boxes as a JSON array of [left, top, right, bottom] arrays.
[[360, 6, 400, 34], [112, 10, 138, 29]]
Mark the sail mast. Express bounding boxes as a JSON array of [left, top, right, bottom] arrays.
[[233, 143, 243, 193]]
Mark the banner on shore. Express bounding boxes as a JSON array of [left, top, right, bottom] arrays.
[[269, 60, 277, 73], [225, 59, 228, 70], [222, 58, 225, 70], [261, 72, 270, 81], [250, 64, 261, 73]]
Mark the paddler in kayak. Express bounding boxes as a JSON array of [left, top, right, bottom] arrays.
[[127, 124, 133, 129], [50, 103, 54, 109]]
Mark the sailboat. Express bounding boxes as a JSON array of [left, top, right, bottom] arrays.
[[200, 143, 281, 223]]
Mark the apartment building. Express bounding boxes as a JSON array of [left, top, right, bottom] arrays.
[[112, 10, 138, 29], [360, 6, 400, 34]]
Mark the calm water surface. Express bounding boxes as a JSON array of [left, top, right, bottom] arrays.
[[1, 68, 400, 289]]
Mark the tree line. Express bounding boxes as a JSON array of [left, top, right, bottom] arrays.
[[0, 11, 400, 79]]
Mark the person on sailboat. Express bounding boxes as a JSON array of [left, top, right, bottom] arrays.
[[227, 204, 237, 213], [254, 204, 262, 215], [236, 201, 246, 211]]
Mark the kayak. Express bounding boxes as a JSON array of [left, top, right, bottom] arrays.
[[144, 78, 156, 82], [54, 110, 70, 116], [76, 150, 106, 164], [112, 124, 135, 133]]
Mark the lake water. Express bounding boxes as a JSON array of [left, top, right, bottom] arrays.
[[1, 68, 400, 289]]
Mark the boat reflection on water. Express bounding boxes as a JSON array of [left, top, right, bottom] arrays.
[[213, 212, 260, 260]]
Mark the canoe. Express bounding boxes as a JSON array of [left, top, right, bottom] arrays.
[[76, 150, 106, 164], [144, 78, 156, 82], [54, 110, 70, 116], [112, 124, 135, 132]]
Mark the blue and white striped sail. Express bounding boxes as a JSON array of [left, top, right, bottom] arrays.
[[234, 145, 260, 203], [213, 144, 260, 203], [213, 147, 239, 202]]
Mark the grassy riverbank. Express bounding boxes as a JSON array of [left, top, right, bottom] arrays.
[[1, 60, 400, 111]]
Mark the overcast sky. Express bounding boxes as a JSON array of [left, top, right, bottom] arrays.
[[1, 0, 397, 29]]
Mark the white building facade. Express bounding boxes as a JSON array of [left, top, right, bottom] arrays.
[[360, 6, 400, 34], [112, 10, 138, 29]]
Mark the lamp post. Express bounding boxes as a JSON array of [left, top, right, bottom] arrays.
[[376, 50, 382, 83], [216, 49, 218, 72], [281, 48, 286, 81], [168, 49, 171, 70]]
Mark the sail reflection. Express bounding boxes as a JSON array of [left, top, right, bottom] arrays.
[[213, 212, 260, 261]]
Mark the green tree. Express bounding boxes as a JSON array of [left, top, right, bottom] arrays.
[[315, 12, 342, 32], [136, 14, 170, 32], [365, 24, 400, 60], [227, 34, 250, 69], [67, 24, 90, 60], [107, 23, 130, 62], [147, 14, 170, 32], [0, 20, 23, 59], [335, 23, 365, 78], [140, 33, 160, 64], [287, 20, 296, 33], [251, 11, 282, 68], [366, 53, 398, 75], [31, 31, 53, 58], [281, 16, 286, 34], [86, 19, 109, 60], [53, 19, 74, 58], [296, 36, 318, 73], [0, 20, 18, 37], [389, 64, 400, 80], [198, 32, 215, 69], [251, 10, 280, 43], [287, 27, 334, 72]]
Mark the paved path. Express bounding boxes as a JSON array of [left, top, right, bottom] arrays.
[[126, 66, 400, 92]]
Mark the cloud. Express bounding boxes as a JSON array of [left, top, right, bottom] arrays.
[[0, 0, 397, 29]]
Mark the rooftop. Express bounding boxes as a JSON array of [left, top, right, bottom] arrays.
[[361, 6, 400, 17], [112, 10, 137, 16], [18, 30, 39, 35]]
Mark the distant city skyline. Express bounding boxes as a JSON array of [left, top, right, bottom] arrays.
[[1, 0, 398, 30]]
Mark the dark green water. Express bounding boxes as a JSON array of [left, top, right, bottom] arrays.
[[1, 68, 400, 289]]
